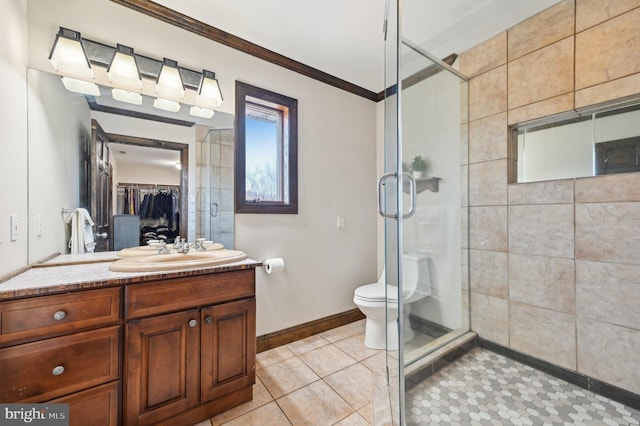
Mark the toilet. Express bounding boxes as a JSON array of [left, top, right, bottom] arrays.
[[353, 254, 431, 350]]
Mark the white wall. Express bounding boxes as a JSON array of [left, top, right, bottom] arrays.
[[26, 0, 378, 335], [0, 0, 28, 276], [27, 69, 91, 263], [114, 164, 180, 187]]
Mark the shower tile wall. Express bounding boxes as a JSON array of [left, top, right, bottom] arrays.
[[457, 0, 640, 396], [196, 126, 235, 249]]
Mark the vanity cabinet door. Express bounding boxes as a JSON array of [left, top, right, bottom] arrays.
[[201, 298, 256, 403], [125, 310, 200, 426]]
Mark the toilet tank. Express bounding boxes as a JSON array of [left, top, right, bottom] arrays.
[[401, 253, 431, 299]]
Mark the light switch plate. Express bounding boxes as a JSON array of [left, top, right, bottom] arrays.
[[36, 214, 44, 237], [10, 215, 19, 241]]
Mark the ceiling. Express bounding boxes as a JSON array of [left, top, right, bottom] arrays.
[[106, 0, 561, 171], [152, 0, 561, 93]]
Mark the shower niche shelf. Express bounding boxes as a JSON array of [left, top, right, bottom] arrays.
[[403, 177, 441, 194]]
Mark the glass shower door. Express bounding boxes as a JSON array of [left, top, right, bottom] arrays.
[[380, 1, 470, 424], [398, 40, 469, 368]]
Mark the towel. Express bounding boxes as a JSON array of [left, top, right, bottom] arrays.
[[65, 208, 95, 254]]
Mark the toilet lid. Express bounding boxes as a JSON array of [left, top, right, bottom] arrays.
[[355, 283, 398, 302]]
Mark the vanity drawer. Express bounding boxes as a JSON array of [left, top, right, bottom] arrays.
[[49, 381, 120, 426], [0, 325, 121, 403], [0, 287, 121, 346], [126, 269, 255, 319]]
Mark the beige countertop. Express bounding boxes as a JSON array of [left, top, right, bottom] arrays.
[[0, 258, 262, 300]]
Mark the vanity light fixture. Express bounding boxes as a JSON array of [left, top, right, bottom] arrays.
[[61, 77, 101, 96], [107, 44, 143, 91], [156, 58, 185, 99], [48, 28, 94, 79], [189, 105, 215, 119], [49, 27, 224, 117], [112, 88, 142, 105], [195, 70, 223, 109], [153, 97, 181, 113]]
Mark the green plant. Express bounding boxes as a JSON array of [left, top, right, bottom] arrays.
[[410, 155, 427, 172]]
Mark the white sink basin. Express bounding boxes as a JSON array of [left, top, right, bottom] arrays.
[[110, 249, 247, 272], [117, 242, 224, 257]]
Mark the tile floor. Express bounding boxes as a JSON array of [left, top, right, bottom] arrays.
[[191, 320, 640, 426], [406, 347, 640, 425], [195, 319, 386, 426]]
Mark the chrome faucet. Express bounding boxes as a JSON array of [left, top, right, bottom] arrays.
[[156, 241, 170, 254], [175, 236, 189, 253], [194, 238, 207, 252]]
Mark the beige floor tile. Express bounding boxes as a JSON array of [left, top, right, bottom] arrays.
[[220, 401, 291, 426], [333, 412, 370, 425], [360, 352, 389, 375], [276, 380, 354, 426], [211, 377, 274, 425], [298, 344, 357, 377], [256, 345, 296, 370], [333, 334, 381, 361], [192, 420, 211, 426], [347, 319, 366, 335], [286, 334, 330, 356], [319, 323, 360, 343], [358, 403, 374, 424], [257, 356, 320, 399], [325, 363, 374, 410]]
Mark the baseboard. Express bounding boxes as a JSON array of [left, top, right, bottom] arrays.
[[409, 314, 452, 339], [479, 338, 640, 411], [256, 308, 365, 353]]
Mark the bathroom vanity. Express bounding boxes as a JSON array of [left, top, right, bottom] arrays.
[[0, 258, 260, 426]]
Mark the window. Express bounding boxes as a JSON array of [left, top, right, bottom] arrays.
[[235, 82, 298, 213], [513, 102, 640, 183]]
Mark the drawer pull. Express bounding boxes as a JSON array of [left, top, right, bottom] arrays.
[[53, 310, 66, 321], [52, 366, 65, 376], [188, 319, 197, 328], [205, 316, 213, 324]]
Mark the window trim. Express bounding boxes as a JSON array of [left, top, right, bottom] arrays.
[[235, 81, 298, 214]]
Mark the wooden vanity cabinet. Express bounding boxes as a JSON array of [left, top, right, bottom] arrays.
[[124, 270, 256, 426], [0, 287, 122, 426]]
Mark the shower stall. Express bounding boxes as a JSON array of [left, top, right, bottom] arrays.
[[379, 1, 470, 423]]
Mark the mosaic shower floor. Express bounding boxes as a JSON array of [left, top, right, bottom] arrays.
[[406, 347, 640, 426]]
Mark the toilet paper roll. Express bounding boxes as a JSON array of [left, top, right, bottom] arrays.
[[264, 258, 285, 274]]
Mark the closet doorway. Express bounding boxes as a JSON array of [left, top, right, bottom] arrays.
[[107, 132, 188, 248]]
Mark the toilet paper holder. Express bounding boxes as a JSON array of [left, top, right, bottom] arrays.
[[262, 258, 285, 274]]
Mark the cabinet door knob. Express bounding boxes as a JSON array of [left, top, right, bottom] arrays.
[[53, 310, 66, 321], [188, 319, 197, 328], [205, 316, 213, 324], [52, 366, 65, 376]]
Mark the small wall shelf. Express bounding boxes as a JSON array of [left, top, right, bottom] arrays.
[[403, 177, 441, 194]]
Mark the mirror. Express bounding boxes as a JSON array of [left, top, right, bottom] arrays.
[[27, 68, 234, 264]]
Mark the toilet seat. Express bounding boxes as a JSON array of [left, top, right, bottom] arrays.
[[354, 283, 398, 303]]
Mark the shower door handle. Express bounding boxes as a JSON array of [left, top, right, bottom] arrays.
[[377, 172, 417, 219], [401, 172, 417, 219], [378, 172, 398, 219]]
